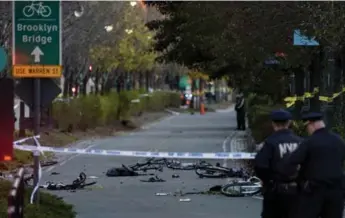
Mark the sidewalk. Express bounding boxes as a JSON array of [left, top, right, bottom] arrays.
[[206, 100, 234, 111]]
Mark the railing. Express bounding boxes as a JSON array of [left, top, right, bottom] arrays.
[[8, 167, 25, 218]]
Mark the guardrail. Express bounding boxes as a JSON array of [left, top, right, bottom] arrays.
[[8, 167, 25, 218]]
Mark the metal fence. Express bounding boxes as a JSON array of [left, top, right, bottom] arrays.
[[8, 167, 25, 218]]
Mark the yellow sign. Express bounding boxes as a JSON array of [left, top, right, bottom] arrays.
[[13, 65, 62, 78]]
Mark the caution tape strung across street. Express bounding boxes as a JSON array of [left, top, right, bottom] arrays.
[[13, 136, 256, 160], [284, 86, 345, 108], [14, 144, 256, 159]]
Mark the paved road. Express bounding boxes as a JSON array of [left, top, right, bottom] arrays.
[[40, 110, 262, 218]]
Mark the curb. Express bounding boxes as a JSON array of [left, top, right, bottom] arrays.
[[140, 112, 178, 130], [215, 105, 235, 113], [164, 108, 180, 116]]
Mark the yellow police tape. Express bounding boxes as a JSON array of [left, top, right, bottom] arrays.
[[284, 86, 345, 108]]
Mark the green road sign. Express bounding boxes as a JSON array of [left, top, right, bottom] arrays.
[[13, 1, 61, 78], [0, 47, 7, 72]]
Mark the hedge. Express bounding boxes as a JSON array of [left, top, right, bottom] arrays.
[[52, 91, 180, 132], [0, 180, 76, 218], [246, 93, 345, 143]]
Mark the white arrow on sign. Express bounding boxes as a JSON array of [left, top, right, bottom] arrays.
[[31, 46, 44, 63]]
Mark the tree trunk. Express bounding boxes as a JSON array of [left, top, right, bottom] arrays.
[[63, 76, 69, 97], [95, 70, 100, 94], [131, 73, 136, 90], [100, 77, 105, 95], [81, 75, 89, 96], [68, 77, 74, 97], [294, 67, 305, 120], [139, 72, 144, 89], [145, 71, 149, 91], [341, 45, 345, 126], [117, 74, 124, 92], [333, 49, 343, 127], [199, 78, 204, 108], [74, 80, 79, 97], [190, 78, 196, 109], [309, 49, 322, 112]]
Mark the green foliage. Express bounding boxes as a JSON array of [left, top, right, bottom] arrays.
[[290, 121, 308, 137], [0, 180, 76, 218], [89, 2, 157, 74], [147, 2, 316, 74], [331, 125, 345, 138], [52, 91, 180, 132], [248, 105, 275, 143], [246, 93, 287, 142]]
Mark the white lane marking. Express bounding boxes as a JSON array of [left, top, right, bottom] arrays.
[[252, 196, 263, 200], [167, 124, 233, 128], [215, 105, 234, 113], [141, 115, 176, 130], [44, 114, 174, 172], [165, 108, 180, 115], [45, 144, 97, 172]]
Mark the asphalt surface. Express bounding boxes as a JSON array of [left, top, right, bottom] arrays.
[[40, 109, 262, 218]]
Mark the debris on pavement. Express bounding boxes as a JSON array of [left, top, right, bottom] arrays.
[[179, 198, 191, 202], [45, 172, 93, 189], [50, 172, 60, 175], [140, 176, 165, 182], [172, 174, 180, 178], [173, 185, 223, 197], [155, 192, 169, 196], [25, 172, 98, 191], [106, 167, 155, 177], [106, 164, 156, 177], [88, 176, 98, 179]]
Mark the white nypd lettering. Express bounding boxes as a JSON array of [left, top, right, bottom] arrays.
[[279, 143, 298, 158]]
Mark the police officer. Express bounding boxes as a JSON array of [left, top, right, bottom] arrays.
[[281, 112, 345, 218], [235, 92, 246, 130], [254, 109, 302, 218]]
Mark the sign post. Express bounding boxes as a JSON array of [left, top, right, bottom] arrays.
[[13, 1, 62, 204], [13, 0, 62, 77], [293, 29, 321, 115]]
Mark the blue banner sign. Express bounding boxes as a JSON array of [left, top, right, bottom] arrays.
[[293, 29, 319, 46]]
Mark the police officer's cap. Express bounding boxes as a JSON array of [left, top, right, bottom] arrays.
[[270, 109, 292, 121], [301, 112, 323, 122]]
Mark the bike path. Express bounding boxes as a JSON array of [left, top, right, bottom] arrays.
[[41, 111, 261, 218]]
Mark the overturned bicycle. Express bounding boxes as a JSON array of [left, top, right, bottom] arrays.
[[105, 157, 249, 178]]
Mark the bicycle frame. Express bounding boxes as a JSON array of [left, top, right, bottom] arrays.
[[29, 2, 43, 10]]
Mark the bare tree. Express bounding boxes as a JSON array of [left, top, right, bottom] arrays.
[[0, 2, 12, 78]]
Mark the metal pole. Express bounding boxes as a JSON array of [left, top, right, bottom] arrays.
[[19, 101, 25, 137], [33, 78, 40, 204]]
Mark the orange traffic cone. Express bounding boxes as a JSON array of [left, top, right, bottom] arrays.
[[200, 103, 205, 115]]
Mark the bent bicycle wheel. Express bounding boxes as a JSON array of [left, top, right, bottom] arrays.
[[195, 168, 227, 178], [80, 181, 97, 188], [221, 182, 261, 197], [168, 164, 195, 170], [40, 160, 58, 167]]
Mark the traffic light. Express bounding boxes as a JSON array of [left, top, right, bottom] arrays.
[[275, 52, 286, 57]]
